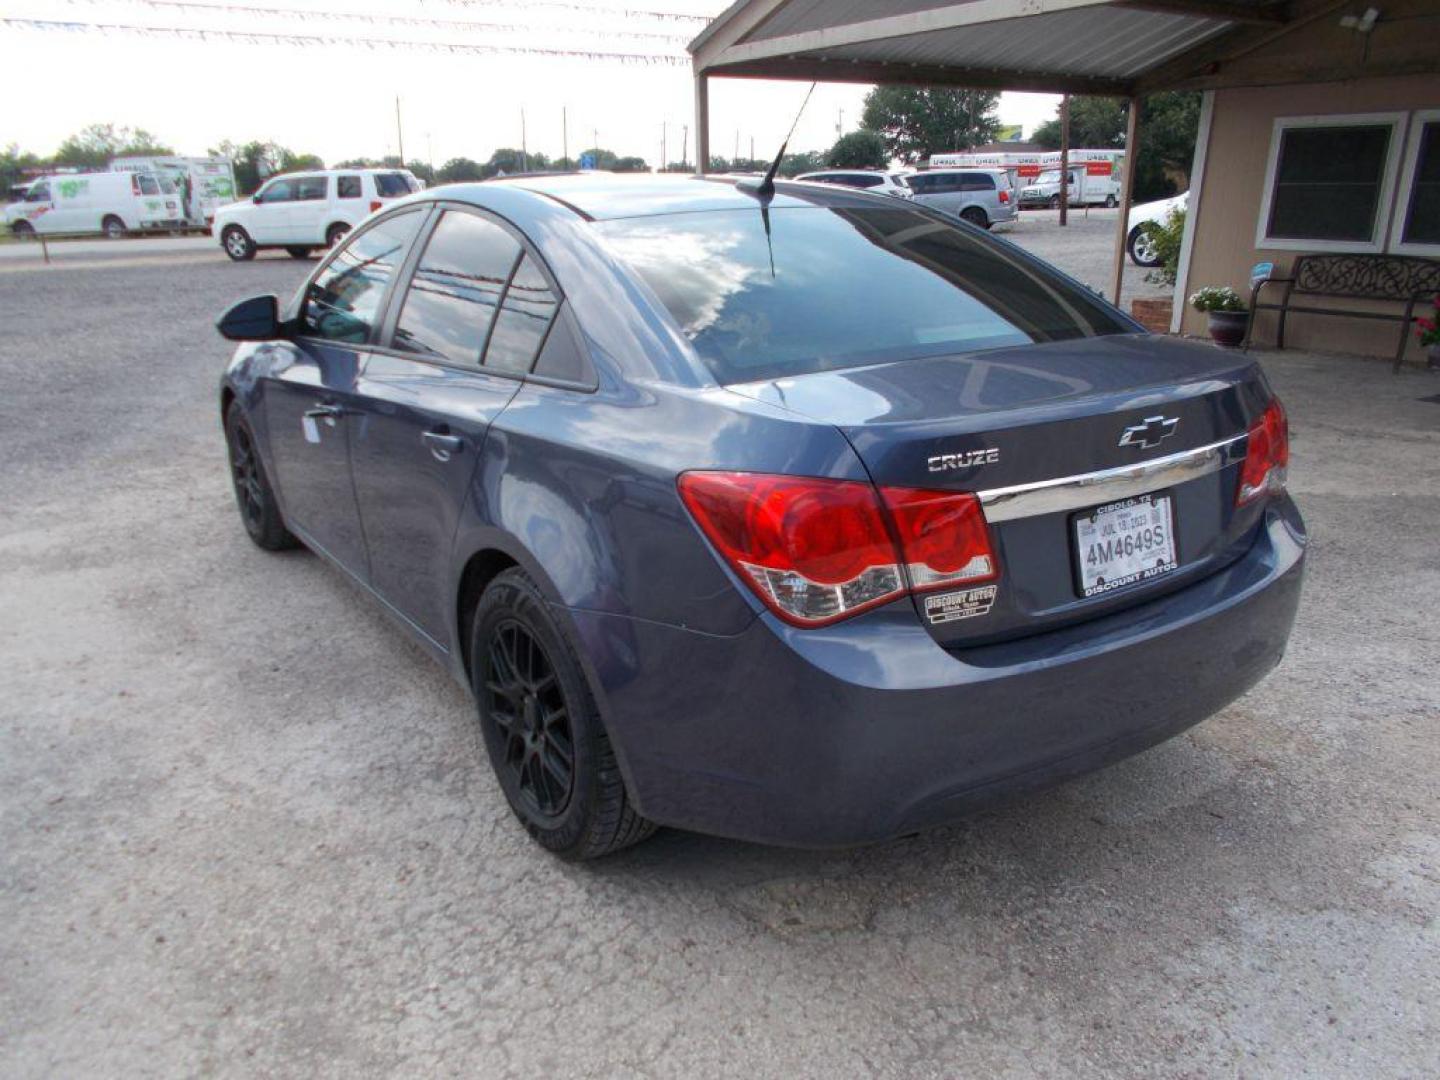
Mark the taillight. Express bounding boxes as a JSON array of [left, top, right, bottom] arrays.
[[677, 472, 999, 626], [1236, 398, 1289, 506], [878, 488, 998, 591], [998, 189, 1011, 204], [677, 473, 904, 625], [370, 200, 383, 212]]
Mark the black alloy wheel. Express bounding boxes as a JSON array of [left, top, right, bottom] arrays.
[[471, 568, 655, 858], [224, 405, 298, 550], [485, 619, 575, 821]]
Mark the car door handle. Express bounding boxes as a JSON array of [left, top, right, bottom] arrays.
[[303, 402, 344, 423], [423, 430, 464, 460]]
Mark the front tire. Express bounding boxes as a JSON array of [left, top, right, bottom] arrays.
[[471, 569, 655, 860], [224, 404, 298, 551], [1048, 194, 1062, 210], [221, 225, 256, 262], [11, 221, 35, 241], [1105, 194, 1118, 208], [285, 246, 315, 259], [102, 215, 126, 239]]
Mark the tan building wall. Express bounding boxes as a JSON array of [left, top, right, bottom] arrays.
[[1180, 74, 1440, 363]]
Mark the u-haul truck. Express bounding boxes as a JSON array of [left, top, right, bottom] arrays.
[[1017, 149, 1125, 208], [927, 151, 1046, 190], [3, 171, 185, 238], [111, 156, 238, 230]]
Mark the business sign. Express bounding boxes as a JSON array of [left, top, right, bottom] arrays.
[[1086, 160, 1113, 176]]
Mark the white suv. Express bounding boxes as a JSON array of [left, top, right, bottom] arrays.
[[212, 169, 421, 261]]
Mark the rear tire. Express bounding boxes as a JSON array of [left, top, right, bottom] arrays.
[[221, 225, 256, 262], [325, 223, 349, 248], [1128, 224, 1162, 267], [959, 206, 990, 230], [1105, 194, 1118, 208], [471, 568, 656, 860], [224, 404, 299, 551], [285, 246, 315, 259], [102, 215, 126, 239]]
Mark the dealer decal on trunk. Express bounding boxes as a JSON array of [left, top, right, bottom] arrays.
[[924, 584, 998, 624]]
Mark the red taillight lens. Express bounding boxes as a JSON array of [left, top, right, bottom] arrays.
[[677, 472, 904, 625], [1236, 398, 1289, 506], [370, 200, 383, 212], [879, 487, 998, 591], [998, 189, 1011, 204], [677, 472, 1001, 626]]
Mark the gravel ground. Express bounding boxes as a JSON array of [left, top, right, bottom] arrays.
[[1, 235, 1437, 1078]]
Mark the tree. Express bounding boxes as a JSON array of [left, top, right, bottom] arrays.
[[611, 156, 649, 173], [484, 148, 551, 177], [826, 129, 887, 169], [860, 87, 1000, 163], [1030, 93, 1199, 201], [777, 150, 824, 177], [55, 123, 173, 169], [1, 143, 43, 193], [437, 157, 485, 183], [208, 140, 323, 194]]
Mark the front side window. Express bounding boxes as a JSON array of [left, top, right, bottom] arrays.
[[1398, 116, 1440, 250], [597, 206, 1130, 384], [1261, 118, 1397, 247], [302, 209, 425, 343], [295, 176, 328, 201], [257, 178, 294, 204], [27, 182, 49, 202], [484, 255, 560, 374], [393, 211, 519, 365], [338, 175, 362, 199]]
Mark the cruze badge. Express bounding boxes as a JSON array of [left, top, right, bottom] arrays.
[[927, 447, 999, 473], [1118, 415, 1179, 450]]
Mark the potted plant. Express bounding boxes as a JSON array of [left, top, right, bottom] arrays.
[[1415, 294, 1440, 370], [1190, 286, 1248, 347]]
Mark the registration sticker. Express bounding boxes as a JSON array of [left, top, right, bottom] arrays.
[[924, 584, 998, 624]]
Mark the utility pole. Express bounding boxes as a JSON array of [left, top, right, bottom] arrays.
[[563, 106, 568, 168], [593, 127, 599, 161], [734, 129, 739, 168], [426, 131, 433, 179], [661, 122, 667, 173], [681, 124, 688, 171], [750, 135, 754, 165], [395, 95, 404, 165], [837, 107, 843, 136], [521, 107, 528, 172], [1059, 94, 1070, 228]]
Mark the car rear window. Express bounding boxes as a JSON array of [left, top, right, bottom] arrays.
[[595, 206, 1130, 384], [374, 173, 412, 197]]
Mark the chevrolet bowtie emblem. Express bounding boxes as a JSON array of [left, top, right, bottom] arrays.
[[1118, 415, 1179, 450]]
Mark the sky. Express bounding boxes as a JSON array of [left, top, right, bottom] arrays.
[[1, 0, 1061, 166]]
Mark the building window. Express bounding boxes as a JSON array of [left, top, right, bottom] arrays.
[[1256, 113, 1404, 252], [1394, 110, 1440, 255]]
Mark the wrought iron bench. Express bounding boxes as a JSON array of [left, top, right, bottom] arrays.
[[1245, 253, 1440, 371]]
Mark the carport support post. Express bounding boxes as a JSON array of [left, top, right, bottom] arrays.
[[1111, 95, 1142, 308], [1059, 95, 1069, 227], [694, 73, 711, 175]]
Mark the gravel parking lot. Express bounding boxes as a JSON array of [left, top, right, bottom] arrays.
[[2, 231, 1437, 1077]]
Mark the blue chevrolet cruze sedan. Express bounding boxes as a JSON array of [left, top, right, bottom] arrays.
[[217, 173, 1305, 859]]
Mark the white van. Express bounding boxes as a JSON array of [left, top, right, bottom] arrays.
[[3, 171, 185, 238], [112, 156, 238, 229], [211, 168, 422, 260], [1017, 150, 1125, 209]]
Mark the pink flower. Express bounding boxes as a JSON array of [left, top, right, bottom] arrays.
[[1419, 317, 1437, 331]]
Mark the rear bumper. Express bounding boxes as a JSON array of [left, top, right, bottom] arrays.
[[568, 498, 1305, 848]]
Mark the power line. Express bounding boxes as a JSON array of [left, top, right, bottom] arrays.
[[57, 0, 694, 43], [1, 17, 690, 63], [428, 0, 709, 23]]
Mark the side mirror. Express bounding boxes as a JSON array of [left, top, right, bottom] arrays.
[[217, 294, 283, 341]]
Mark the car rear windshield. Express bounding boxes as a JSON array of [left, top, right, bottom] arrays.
[[375, 173, 413, 197], [594, 206, 1130, 384]]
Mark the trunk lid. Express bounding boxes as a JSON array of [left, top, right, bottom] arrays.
[[729, 335, 1274, 646]]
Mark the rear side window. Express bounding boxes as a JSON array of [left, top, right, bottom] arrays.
[[374, 173, 411, 197], [849, 175, 884, 189], [484, 255, 560, 374], [393, 211, 519, 366], [295, 176, 328, 201], [963, 173, 996, 191], [303, 209, 425, 343], [337, 175, 361, 198], [597, 206, 1131, 384]]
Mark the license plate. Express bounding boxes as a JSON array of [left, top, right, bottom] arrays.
[[1073, 493, 1177, 598]]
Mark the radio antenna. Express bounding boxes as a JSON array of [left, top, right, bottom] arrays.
[[739, 80, 817, 201]]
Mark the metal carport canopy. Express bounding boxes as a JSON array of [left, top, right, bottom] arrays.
[[688, 0, 1301, 306]]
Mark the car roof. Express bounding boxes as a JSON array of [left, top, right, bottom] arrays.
[[472, 172, 884, 221]]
